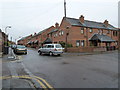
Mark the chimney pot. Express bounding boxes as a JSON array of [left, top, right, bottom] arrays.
[[79, 15, 84, 23], [104, 20, 109, 27], [55, 23, 59, 29]]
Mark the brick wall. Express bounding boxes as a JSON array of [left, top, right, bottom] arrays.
[[67, 47, 106, 53], [0, 32, 2, 52]]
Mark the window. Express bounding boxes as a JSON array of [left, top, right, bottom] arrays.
[[59, 31, 64, 36], [61, 31, 64, 35], [55, 45, 62, 48], [107, 30, 110, 34], [116, 31, 118, 36], [47, 45, 51, 48], [115, 42, 118, 45], [113, 31, 115, 36], [54, 34, 56, 38], [76, 40, 80, 47], [56, 33, 58, 37], [81, 27, 84, 34], [101, 30, 103, 34], [98, 29, 102, 34], [59, 31, 61, 36], [98, 29, 100, 33], [81, 30, 84, 34], [81, 40, 85, 47], [89, 29, 93, 33], [51, 45, 54, 48]]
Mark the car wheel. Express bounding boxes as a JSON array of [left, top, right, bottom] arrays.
[[25, 52, 27, 54], [49, 52, 53, 56], [58, 54, 61, 56]]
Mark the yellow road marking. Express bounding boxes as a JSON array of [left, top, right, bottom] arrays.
[[12, 76, 47, 89], [0, 75, 54, 90], [33, 75, 54, 89]]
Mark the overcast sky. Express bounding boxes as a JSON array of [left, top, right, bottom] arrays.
[[0, 0, 119, 41]]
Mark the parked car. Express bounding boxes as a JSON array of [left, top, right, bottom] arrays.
[[14, 45, 27, 54], [11, 44, 17, 49], [38, 44, 63, 56]]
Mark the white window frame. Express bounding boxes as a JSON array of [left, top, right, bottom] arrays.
[[89, 29, 93, 33], [61, 31, 64, 35], [81, 40, 84, 47], [76, 40, 80, 47]]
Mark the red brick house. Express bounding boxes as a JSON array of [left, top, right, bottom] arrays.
[[18, 34, 32, 46], [49, 15, 118, 49], [26, 26, 55, 48]]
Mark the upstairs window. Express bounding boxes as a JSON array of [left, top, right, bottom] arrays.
[[89, 29, 93, 33], [81, 27, 84, 34], [59, 31, 61, 36], [61, 31, 64, 35]]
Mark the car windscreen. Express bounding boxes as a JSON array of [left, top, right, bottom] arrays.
[[55, 45, 62, 48], [17, 45, 26, 48]]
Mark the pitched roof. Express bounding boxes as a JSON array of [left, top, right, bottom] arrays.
[[37, 26, 54, 35], [89, 34, 116, 42], [43, 38, 52, 44], [65, 17, 118, 31], [48, 29, 58, 34]]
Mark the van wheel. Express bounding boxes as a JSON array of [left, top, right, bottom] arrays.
[[39, 51, 42, 55], [49, 52, 53, 56], [58, 54, 61, 56]]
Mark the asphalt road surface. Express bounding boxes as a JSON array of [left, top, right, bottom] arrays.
[[19, 48, 118, 88], [2, 48, 118, 89]]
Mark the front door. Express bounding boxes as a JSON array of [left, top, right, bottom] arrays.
[[92, 41, 98, 46]]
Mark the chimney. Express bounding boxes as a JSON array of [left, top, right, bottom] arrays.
[[55, 23, 59, 29], [79, 15, 84, 23], [104, 20, 109, 27], [34, 32, 36, 35]]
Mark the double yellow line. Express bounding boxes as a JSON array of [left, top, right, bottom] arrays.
[[0, 75, 54, 90]]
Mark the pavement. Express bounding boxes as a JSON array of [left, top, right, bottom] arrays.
[[0, 52, 2, 58], [2, 48, 49, 89]]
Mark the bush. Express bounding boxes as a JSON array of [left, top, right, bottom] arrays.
[[59, 42, 73, 48]]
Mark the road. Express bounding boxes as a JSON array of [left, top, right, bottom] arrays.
[[2, 48, 118, 88]]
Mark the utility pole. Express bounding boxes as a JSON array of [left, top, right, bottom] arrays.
[[64, 0, 66, 18], [64, 0, 68, 52]]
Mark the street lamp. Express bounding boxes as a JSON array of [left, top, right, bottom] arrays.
[[5, 26, 11, 46], [5, 26, 11, 34]]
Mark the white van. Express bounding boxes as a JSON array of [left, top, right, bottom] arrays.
[[38, 44, 64, 56]]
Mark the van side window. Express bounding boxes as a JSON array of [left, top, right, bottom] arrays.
[[51, 45, 54, 48], [47, 45, 51, 48]]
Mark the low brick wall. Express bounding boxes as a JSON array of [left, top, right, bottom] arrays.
[[0, 45, 2, 52], [67, 47, 106, 53]]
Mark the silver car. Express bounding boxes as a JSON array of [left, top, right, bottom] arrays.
[[38, 44, 63, 56]]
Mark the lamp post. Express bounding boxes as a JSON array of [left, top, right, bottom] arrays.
[[5, 26, 11, 46], [3, 26, 11, 55]]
